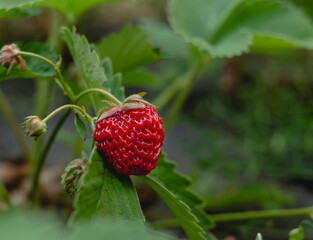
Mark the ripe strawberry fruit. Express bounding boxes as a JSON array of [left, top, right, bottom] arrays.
[[94, 94, 164, 176]]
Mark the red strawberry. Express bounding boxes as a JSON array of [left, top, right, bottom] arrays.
[[94, 94, 164, 176]]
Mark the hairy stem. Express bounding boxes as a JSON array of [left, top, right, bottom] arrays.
[[75, 88, 123, 108], [164, 59, 207, 131], [0, 89, 31, 161], [43, 104, 94, 130]]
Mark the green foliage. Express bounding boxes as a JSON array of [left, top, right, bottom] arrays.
[[122, 69, 160, 87], [0, 8, 41, 19], [0, 0, 125, 22], [285, 0, 313, 23], [101, 57, 125, 101], [0, 0, 40, 10], [0, 42, 58, 81], [143, 154, 215, 240], [33, 0, 125, 23], [96, 25, 161, 73], [169, 0, 313, 57], [0, 212, 170, 240], [74, 114, 87, 140], [71, 148, 145, 224], [142, 21, 192, 60], [62, 27, 108, 112]]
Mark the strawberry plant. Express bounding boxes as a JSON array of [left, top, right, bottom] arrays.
[[0, 0, 313, 239]]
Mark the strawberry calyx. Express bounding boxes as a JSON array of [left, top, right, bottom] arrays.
[[97, 92, 154, 121]]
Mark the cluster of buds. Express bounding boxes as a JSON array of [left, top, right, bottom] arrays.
[[61, 158, 87, 198], [0, 43, 26, 74], [23, 116, 47, 140]]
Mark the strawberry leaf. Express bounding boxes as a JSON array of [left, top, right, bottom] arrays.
[[142, 20, 192, 60], [33, 0, 126, 22], [143, 154, 216, 240], [71, 148, 145, 224], [122, 69, 160, 87], [62, 27, 108, 112], [0, 0, 126, 22], [0, 0, 41, 10], [96, 25, 162, 73], [74, 114, 87, 140], [101, 57, 125, 102], [169, 0, 313, 58], [0, 8, 41, 19]]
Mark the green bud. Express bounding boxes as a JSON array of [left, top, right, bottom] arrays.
[[23, 116, 47, 140], [61, 158, 87, 198]]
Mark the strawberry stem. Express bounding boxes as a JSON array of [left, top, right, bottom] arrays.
[[42, 104, 94, 130], [74, 88, 124, 108]]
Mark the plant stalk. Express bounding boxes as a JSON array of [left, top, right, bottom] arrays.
[[74, 88, 124, 108], [149, 206, 313, 229], [164, 59, 207, 131], [153, 73, 187, 110], [42, 104, 95, 131], [210, 206, 313, 222], [0, 89, 31, 161]]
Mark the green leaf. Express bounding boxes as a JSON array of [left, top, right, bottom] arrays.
[[142, 20, 192, 60], [33, 0, 125, 22], [0, 0, 126, 22], [62, 27, 107, 112], [284, 0, 313, 24], [71, 148, 145, 224], [74, 114, 87, 141], [0, 212, 171, 240], [169, 0, 313, 58], [250, 36, 297, 54], [96, 25, 162, 73], [101, 57, 125, 101], [122, 69, 160, 87], [0, 8, 41, 19], [143, 154, 216, 240], [0, 42, 58, 81], [0, 0, 41, 10]]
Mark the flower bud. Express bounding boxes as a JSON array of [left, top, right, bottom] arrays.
[[23, 116, 47, 140], [61, 158, 87, 198], [0, 43, 26, 74]]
